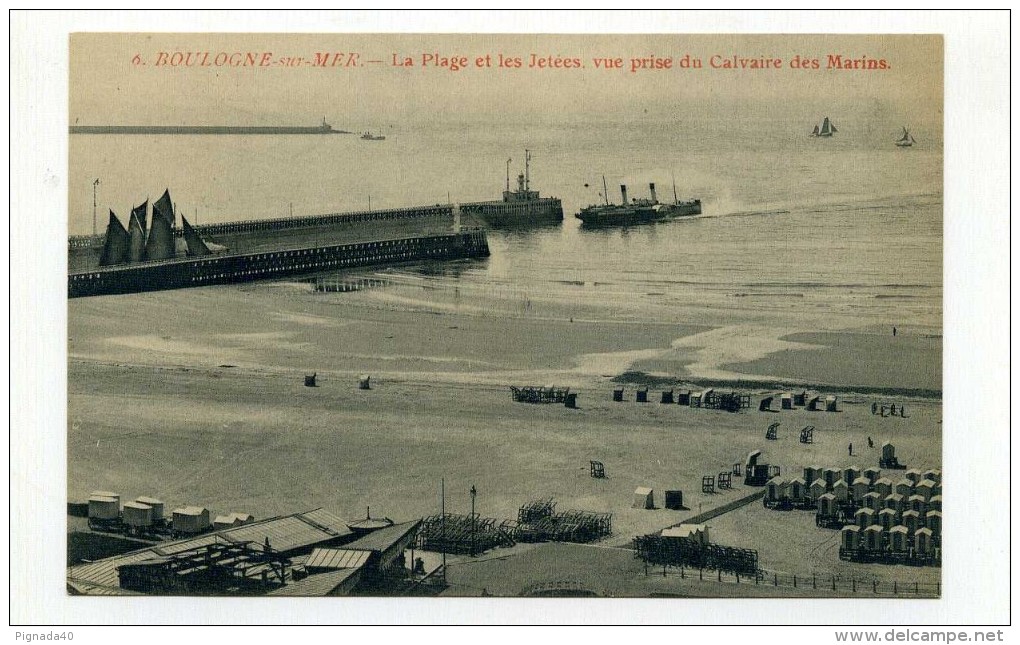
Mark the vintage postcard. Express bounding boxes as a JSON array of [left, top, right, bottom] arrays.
[[9, 11, 1011, 628]]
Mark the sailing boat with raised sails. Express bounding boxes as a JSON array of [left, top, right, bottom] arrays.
[[811, 116, 837, 138], [895, 126, 916, 147]]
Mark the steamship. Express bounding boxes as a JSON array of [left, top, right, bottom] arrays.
[[576, 180, 701, 227], [459, 150, 563, 227]]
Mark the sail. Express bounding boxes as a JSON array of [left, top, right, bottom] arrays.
[[131, 200, 148, 234], [152, 189, 174, 228], [812, 125, 819, 136], [820, 117, 833, 135], [181, 215, 211, 257], [898, 127, 911, 143], [128, 203, 146, 263], [98, 210, 130, 266]]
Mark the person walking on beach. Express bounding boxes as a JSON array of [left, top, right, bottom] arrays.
[[868, 436, 874, 448], [893, 326, 897, 337], [848, 442, 853, 456]]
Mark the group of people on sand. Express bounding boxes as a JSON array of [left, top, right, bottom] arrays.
[[848, 436, 877, 457]]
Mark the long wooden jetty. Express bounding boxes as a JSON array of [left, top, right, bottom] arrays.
[[68, 230, 489, 298]]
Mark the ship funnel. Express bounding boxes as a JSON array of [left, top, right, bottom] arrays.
[[649, 183, 657, 203], [620, 185, 629, 205]]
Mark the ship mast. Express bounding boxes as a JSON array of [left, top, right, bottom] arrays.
[[506, 157, 512, 193], [524, 149, 531, 192], [602, 175, 609, 205], [671, 170, 678, 204]]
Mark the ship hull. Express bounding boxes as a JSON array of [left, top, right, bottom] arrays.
[[576, 201, 701, 227], [460, 198, 564, 227]]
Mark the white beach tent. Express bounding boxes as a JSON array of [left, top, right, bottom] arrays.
[[633, 487, 654, 509]]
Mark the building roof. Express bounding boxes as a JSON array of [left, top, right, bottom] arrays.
[[67, 579, 144, 596], [343, 520, 421, 554], [305, 548, 372, 570], [633, 487, 653, 496], [265, 568, 362, 597], [662, 524, 706, 539], [67, 508, 354, 592], [173, 506, 208, 516]]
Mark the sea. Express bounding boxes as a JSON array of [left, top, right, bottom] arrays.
[[68, 119, 942, 335]]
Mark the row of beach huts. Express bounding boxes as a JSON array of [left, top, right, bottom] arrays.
[[77, 491, 253, 538], [762, 463, 942, 565]]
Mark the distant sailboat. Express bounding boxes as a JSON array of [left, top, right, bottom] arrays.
[[811, 116, 837, 137], [895, 126, 916, 147]]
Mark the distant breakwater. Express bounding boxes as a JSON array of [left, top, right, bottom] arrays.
[[70, 125, 352, 135]]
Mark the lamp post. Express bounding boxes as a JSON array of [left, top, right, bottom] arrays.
[[92, 178, 100, 236], [470, 485, 477, 557]]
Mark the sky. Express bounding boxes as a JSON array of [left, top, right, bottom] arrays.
[[69, 33, 943, 133]]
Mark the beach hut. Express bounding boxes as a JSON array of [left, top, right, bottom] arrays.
[[880, 442, 901, 468], [863, 467, 882, 484], [660, 389, 674, 404], [901, 509, 921, 535], [803, 466, 819, 484], [855, 507, 875, 529], [359, 374, 371, 390], [676, 390, 690, 405], [135, 497, 164, 522], [928, 495, 942, 512], [214, 514, 245, 530], [823, 467, 842, 489], [914, 527, 934, 555], [873, 477, 893, 497], [781, 393, 793, 410], [808, 479, 828, 501], [791, 390, 806, 406], [862, 491, 883, 511], [816, 493, 837, 517], [923, 469, 942, 485], [863, 525, 885, 551], [894, 478, 914, 497], [933, 482, 942, 496], [664, 490, 684, 510], [924, 510, 942, 535], [636, 387, 648, 403], [878, 508, 898, 531], [884, 493, 905, 513], [915, 479, 936, 501], [904, 468, 924, 485], [612, 387, 624, 402], [122, 502, 153, 529], [807, 395, 822, 411], [843, 465, 862, 487], [851, 477, 871, 501], [889, 525, 910, 552], [908, 494, 928, 514], [87, 496, 120, 521], [172, 506, 211, 534], [766, 478, 785, 504], [832, 480, 849, 502], [91, 491, 121, 505], [825, 395, 838, 412], [632, 487, 654, 510], [841, 525, 860, 551], [788, 477, 806, 503]]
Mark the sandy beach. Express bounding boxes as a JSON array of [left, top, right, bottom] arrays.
[[67, 278, 941, 594]]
